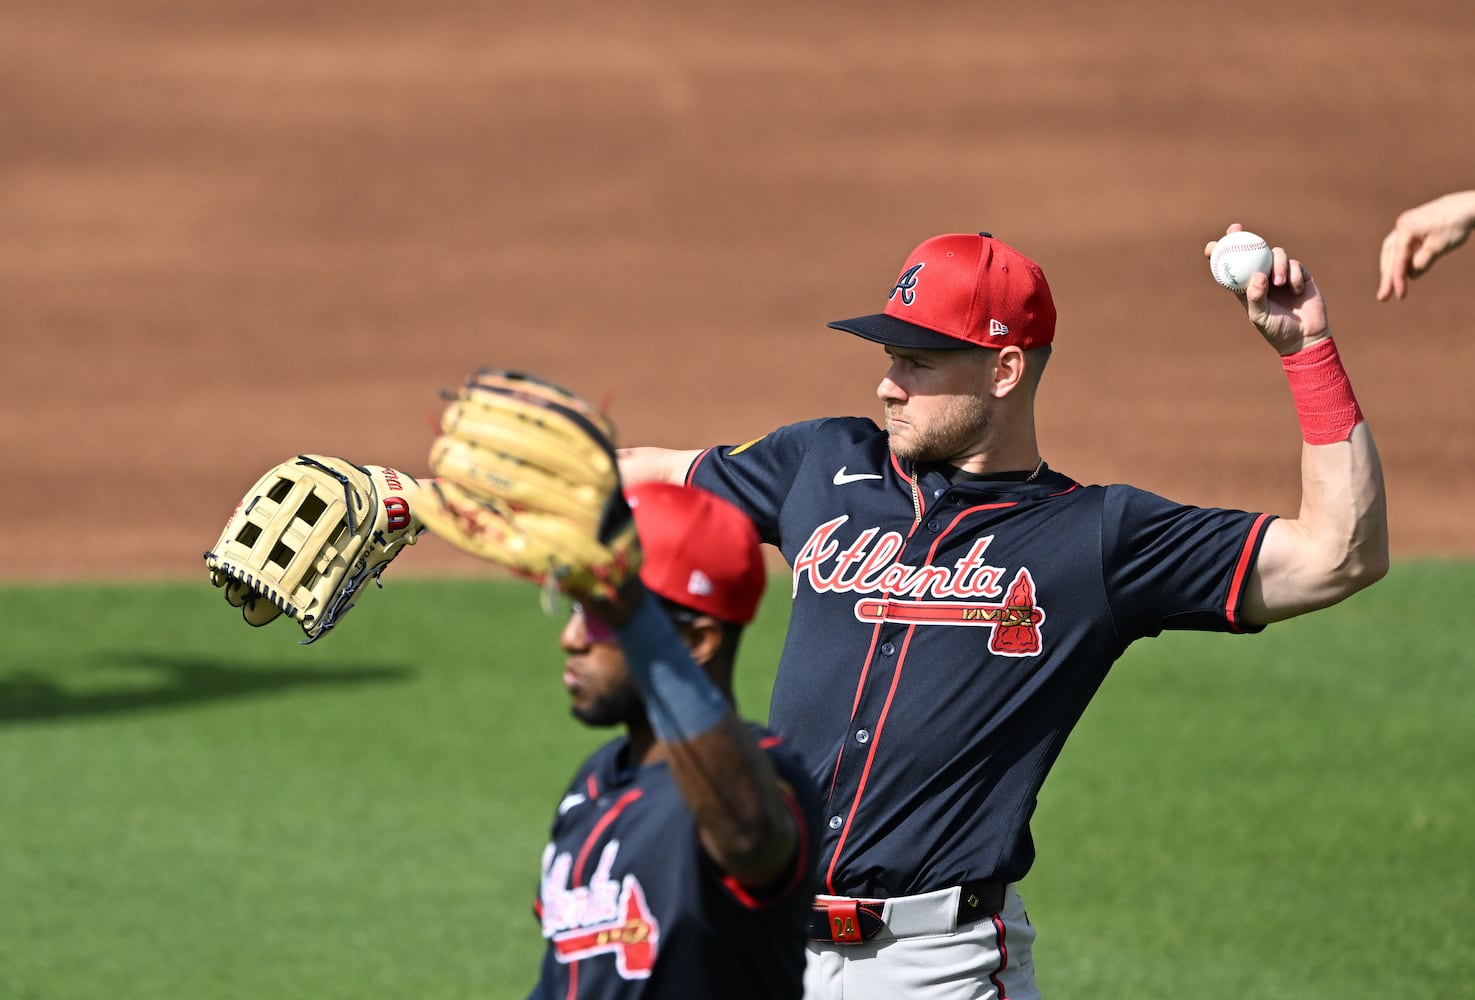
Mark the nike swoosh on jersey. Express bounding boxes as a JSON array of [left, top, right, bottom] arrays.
[[833, 467, 884, 485]]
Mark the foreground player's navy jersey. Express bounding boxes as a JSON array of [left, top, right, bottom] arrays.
[[688, 416, 1274, 897], [528, 727, 819, 1000]]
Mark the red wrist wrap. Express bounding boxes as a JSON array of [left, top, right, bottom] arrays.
[[1281, 338, 1363, 445]]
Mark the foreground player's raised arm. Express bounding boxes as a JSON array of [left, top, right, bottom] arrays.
[[666, 713, 806, 891], [601, 588, 803, 890], [1204, 229, 1390, 625], [618, 447, 703, 486]]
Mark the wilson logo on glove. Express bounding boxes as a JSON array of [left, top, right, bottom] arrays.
[[204, 455, 425, 642]]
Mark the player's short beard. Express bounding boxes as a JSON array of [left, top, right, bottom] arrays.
[[887, 392, 994, 464], [571, 683, 646, 730]]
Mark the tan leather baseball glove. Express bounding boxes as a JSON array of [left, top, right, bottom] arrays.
[[418, 369, 641, 599], [203, 455, 424, 642]]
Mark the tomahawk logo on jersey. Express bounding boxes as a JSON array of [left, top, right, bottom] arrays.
[[541, 842, 660, 979], [526, 729, 819, 999], [686, 416, 1274, 898], [791, 516, 1045, 655]]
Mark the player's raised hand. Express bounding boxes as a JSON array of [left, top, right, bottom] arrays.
[[1242, 255, 1328, 356], [1207, 225, 1328, 356], [1377, 190, 1475, 301]]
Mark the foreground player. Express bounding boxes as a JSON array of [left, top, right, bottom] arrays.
[[527, 482, 819, 999], [619, 227, 1388, 998]]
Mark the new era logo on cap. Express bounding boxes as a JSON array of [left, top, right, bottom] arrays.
[[625, 482, 766, 625], [827, 232, 1057, 352]]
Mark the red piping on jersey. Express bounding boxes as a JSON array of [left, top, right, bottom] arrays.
[[573, 788, 643, 883], [1225, 513, 1273, 632], [584, 773, 599, 800], [822, 498, 1032, 892], [947, 501, 1018, 525], [847, 626, 884, 722], [682, 447, 713, 487], [826, 615, 886, 803], [720, 781, 814, 909], [780, 784, 815, 899], [563, 792, 642, 998], [824, 622, 918, 893], [754, 737, 820, 905]]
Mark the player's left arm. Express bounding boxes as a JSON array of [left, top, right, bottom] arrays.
[[1205, 228, 1390, 625], [617, 446, 702, 487], [587, 587, 805, 891]]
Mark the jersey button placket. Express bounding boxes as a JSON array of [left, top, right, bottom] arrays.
[[828, 627, 904, 878]]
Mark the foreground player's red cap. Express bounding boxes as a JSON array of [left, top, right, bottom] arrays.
[[828, 232, 1056, 351], [626, 482, 766, 625]]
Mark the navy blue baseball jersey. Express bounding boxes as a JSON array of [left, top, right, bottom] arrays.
[[686, 416, 1274, 898], [528, 727, 820, 999]]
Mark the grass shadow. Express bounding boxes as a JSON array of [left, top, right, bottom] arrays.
[[0, 651, 413, 725]]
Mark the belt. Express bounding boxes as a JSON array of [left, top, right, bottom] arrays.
[[806, 880, 1006, 944]]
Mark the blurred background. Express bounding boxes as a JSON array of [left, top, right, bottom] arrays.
[[5, 0, 1474, 580]]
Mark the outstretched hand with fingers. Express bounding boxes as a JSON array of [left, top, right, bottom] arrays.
[[1377, 190, 1475, 301]]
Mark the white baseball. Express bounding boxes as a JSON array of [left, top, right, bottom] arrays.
[[1208, 230, 1273, 292]]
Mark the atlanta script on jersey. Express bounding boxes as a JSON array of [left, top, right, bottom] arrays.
[[687, 417, 1274, 898], [528, 728, 820, 999]]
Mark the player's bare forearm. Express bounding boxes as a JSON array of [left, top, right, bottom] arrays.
[[617, 447, 701, 486], [1243, 424, 1388, 625], [1207, 230, 1389, 625], [665, 715, 802, 890]]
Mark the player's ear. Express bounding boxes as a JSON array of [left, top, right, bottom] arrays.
[[990, 346, 1028, 399], [679, 616, 726, 667]]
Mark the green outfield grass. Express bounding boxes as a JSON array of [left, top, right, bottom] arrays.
[[1, 564, 1471, 999]]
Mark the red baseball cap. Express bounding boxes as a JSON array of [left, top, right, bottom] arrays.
[[828, 232, 1056, 351], [626, 482, 766, 625]]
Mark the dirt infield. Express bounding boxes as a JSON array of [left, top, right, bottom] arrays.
[[6, 1, 1474, 581]]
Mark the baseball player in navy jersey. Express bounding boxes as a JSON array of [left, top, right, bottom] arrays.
[[529, 481, 821, 1000], [618, 226, 1388, 998]]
